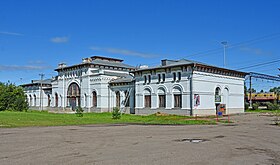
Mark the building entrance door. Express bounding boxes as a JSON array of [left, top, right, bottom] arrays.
[[67, 83, 81, 110], [69, 97, 77, 110]]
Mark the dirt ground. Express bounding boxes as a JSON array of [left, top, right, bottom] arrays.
[[0, 113, 279, 165]]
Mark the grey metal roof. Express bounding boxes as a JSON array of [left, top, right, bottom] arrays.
[[55, 56, 136, 71], [103, 71, 131, 77], [133, 58, 246, 75], [109, 75, 134, 84], [31, 79, 52, 84], [134, 59, 198, 71], [21, 79, 52, 87], [162, 59, 206, 67], [92, 59, 135, 69]]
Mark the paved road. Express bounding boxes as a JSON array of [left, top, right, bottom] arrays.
[[0, 113, 279, 165]]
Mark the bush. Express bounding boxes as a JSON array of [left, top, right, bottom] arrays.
[[252, 103, 260, 110], [264, 102, 279, 110], [75, 106, 84, 117], [112, 107, 121, 119]]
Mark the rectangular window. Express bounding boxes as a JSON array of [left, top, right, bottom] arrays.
[[148, 75, 151, 84], [144, 75, 147, 84], [159, 95, 166, 108], [173, 72, 176, 81], [158, 74, 161, 83], [174, 94, 182, 108], [178, 72, 181, 81], [162, 74, 165, 82], [145, 95, 151, 108]]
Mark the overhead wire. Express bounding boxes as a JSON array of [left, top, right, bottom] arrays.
[[236, 59, 280, 70]]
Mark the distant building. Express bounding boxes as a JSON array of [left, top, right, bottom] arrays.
[[21, 56, 247, 115]]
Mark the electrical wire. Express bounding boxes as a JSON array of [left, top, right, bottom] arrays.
[[236, 59, 280, 70]]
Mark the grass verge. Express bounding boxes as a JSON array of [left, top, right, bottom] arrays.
[[0, 111, 217, 128], [245, 109, 280, 115]]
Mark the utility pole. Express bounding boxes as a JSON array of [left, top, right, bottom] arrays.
[[39, 73, 45, 111], [249, 75, 252, 108], [221, 41, 227, 67]]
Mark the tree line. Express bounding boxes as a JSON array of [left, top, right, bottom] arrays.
[[0, 82, 28, 111]]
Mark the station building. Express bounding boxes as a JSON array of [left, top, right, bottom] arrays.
[[133, 59, 246, 115], [21, 56, 247, 116]]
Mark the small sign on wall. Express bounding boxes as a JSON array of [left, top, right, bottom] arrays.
[[194, 94, 200, 108]]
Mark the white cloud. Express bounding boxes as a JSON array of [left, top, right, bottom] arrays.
[[239, 46, 273, 56], [28, 60, 45, 65], [90, 46, 159, 58], [50, 37, 69, 43], [0, 31, 24, 36], [0, 65, 52, 71]]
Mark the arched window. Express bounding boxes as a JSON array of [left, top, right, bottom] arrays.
[[144, 88, 151, 108], [55, 93, 58, 107], [158, 74, 161, 83], [33, 94, 37, 106], [177, 72, 181, 81], [158, 87, 166, 108], [173, 86, 182, 108], [215, 87, 221, 102], [67, 83, 80, 97], [92, 91, 97, 107], [144, 75, 147, 84], [173, 72, 176, 81], [215, 87, 221, 96], [162, 74, 165, 82], [47, 94, 51, 107], [67, 83, 81, 108], [116, 91, 120, 108], [29, 94, 32, 106], [148, 75, 151, 83]]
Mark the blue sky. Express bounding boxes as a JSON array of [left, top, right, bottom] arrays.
[[0, 0, 280, 91]]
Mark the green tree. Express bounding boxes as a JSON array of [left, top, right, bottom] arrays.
[[0, 82, 28, 111], [247, 88, 256, 93], [269, 86, 280, 94], [112, 107, 121, 119]]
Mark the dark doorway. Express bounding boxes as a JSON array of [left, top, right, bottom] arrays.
[[67, 83, 81, 110]]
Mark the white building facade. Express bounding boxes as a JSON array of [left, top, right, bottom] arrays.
[[22, 56, 247, 116], [22, 56, 135, 113], [22, 79, 52, 110], [133, 59, 246, 115]]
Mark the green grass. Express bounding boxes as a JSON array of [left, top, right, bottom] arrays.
[[245, 109, 280, 114], [0, 111, 217, 128]]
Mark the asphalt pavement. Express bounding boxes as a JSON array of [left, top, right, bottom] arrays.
[[0, 113, 279, 165]]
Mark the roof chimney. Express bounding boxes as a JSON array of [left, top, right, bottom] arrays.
[[58, 63, 67, 68], [161, 59, 168, 66], [82, 58, 92, 63]]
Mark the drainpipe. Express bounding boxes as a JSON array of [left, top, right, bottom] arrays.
[[108, 85, 110, 112], [190, 64, 196, 116]]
